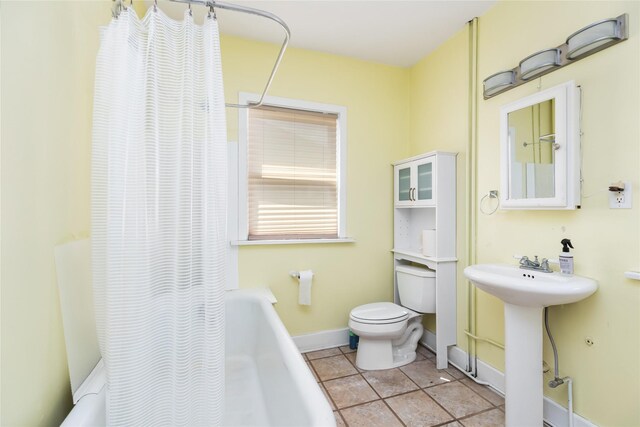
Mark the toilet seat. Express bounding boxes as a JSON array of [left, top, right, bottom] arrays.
[[350, 302, 408, 324]]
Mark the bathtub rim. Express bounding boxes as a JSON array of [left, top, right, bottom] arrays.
[[225, 288, 335, 426], [61, 288, 336, 427]]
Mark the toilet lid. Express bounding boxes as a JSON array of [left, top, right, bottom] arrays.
[[350, 302, 409, 323]]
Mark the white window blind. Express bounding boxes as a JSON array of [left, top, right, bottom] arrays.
[[247, 105, 339, 240]]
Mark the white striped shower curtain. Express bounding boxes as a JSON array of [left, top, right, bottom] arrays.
[[92, 7, 227, 426]]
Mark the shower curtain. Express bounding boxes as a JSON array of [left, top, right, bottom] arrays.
[[92, 8, 227, 426]]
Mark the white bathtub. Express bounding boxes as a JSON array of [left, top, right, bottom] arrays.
[[62, 289, 335, 426]]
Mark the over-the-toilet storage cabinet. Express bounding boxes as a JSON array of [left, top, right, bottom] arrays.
[[392, 151, 456, 369]]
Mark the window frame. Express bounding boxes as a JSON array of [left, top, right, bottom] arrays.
[[236, 92, 349, 245]]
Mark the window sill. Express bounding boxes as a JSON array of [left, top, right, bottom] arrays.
[[231, 238, 355, 246]]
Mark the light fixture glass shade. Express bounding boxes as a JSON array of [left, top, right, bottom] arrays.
[[519, 49, 561, 80], [483, 70, 515, 97], [566, 18, 622, 59]]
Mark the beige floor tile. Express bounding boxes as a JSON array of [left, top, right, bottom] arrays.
[[413, 351, 427, 362], [385, 390, 454, 427], [400, 359, 454, 388], [362, 368, 419, 398], [443, 422, 464, 427], [320, 384, 336, 410], [460, 408, 505, 427], [344, 351, 364, 372], [311, 355, 358, 381], [305, 347, 342, 360], [425, 382, 493, 419], [460, 378, 505, 406], [339, 345, 356, 354], [345, 351, 424, 371], [306, 362, 319, 382], [340, 400, 403, 427], [324, 375, 379, 409], [445, 364, 468, 380], [334, 411, 347, 427], [417, 344, 436, 359]]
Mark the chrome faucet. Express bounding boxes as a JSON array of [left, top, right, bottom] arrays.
[[518, 255, 553, 273]]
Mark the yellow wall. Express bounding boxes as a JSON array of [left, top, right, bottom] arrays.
[[410, 1, 640, 425], [1, 1, 111, 426], [3, 1, 639, 426], [221, 36, 410, 335], [409, 26, 470, 343]]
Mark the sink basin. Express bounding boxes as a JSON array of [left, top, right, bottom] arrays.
[[464, 263, 597, 426], [463, 264, 597, 307]]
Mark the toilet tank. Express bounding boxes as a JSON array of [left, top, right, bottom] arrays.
[[396, 264, 436, 313]]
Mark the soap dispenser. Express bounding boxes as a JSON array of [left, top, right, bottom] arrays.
[[559, 239, 574, 275]]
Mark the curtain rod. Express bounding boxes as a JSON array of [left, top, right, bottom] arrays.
[[113, 0, 291, 109]]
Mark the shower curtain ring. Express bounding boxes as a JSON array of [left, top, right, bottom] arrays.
[[154, 0, 158, 12], [111, 0, 124, 19], [208, 2, 217, 20], [188, 2, 192, 16]]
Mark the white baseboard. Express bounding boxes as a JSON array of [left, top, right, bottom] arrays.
[[292, 327, 350, 353], [420, 330, 505, 394], [420, 330, 596, 427]]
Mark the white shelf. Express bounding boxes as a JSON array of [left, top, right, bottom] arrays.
[[392, 151, 457, 370], [392, 249, 457, 264], [392, 150, 458, 166], [624, 271, 640, 281]]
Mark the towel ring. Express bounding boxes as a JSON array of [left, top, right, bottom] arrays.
[[480, 190, 500, 215]]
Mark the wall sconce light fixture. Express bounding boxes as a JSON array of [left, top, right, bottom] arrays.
[[483, 70, 516, 97], [519, 48, 561, 80], [566, 17, 627, 59], [483, 14, 628, 99]]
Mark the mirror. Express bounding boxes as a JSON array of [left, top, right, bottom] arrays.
[[507, 99, 556, 199], [500, 81, 580, 210]]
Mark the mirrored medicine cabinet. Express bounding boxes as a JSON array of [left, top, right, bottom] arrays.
[[500, 81, 580, 210]]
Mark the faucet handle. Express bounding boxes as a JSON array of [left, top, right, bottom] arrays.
[[540, 258, 550, 271]]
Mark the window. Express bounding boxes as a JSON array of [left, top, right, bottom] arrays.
[[238, 94, 347, 243]]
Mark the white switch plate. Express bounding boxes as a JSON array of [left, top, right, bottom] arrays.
[[609, 181, 632, 209]]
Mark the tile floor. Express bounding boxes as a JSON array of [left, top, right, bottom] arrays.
[[303, 344, 505, 427]]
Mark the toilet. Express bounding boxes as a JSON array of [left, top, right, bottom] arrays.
[[348, 264, 436, 370]]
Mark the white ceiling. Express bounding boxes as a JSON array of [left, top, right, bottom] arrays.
[[148, 1, 496, 67]]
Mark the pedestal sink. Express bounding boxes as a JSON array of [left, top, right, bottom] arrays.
[[464, 264, 597, 427]]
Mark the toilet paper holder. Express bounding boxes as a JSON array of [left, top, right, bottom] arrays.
[[289, 271, 301, 279]]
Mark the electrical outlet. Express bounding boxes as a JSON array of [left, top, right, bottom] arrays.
[[609, 182, 632, 209]]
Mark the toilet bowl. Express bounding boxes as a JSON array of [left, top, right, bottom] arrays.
[[348, 264, 435, 370], [349, 302, 424, 370]]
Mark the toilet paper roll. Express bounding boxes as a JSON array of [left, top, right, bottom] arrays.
[[298, 270, 313, 306]]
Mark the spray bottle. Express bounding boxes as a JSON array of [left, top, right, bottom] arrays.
[[559, 239, 574, 275]]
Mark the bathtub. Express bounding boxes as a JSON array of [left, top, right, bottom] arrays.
[[62, 289, 335, 426]]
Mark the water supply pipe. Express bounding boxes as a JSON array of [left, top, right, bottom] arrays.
[[466, 15, 480, 377], [544, 307, 575, 427]]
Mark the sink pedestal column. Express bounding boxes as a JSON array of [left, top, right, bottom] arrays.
[[504, 303, 543, 427]]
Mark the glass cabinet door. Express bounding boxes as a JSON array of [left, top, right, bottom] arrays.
[[416, 161, 433, 202], [398, 166, 411, 202]]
